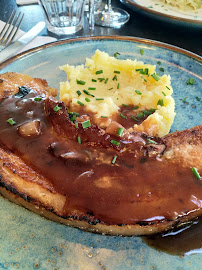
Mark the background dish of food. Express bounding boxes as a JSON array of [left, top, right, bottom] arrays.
[[0, 36, 201, 270], [121, 0, 202, 28]]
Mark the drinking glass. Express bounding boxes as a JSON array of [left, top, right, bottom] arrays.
[[94, 0, 130, 27], [38, 0, 87, 35]]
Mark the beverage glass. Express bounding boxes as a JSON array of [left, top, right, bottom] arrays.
[[38, 0, 87, 35]]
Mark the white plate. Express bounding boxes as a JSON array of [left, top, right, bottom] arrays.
[[122, 0, 202, 27]]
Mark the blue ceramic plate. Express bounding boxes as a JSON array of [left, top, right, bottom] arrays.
[[121, 0, 202, 28], [0, 36, 202, 270]]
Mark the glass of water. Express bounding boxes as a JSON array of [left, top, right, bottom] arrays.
[[38, 0, 87, 35]]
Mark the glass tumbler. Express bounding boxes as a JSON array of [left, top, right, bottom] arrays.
[[38, 0, 87, 35]]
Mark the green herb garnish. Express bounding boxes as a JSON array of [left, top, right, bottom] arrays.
[[96, 70, 103, 75], [162, 91, 166, 96], [117, 127, 124, 137], [120, 113, 127, 119], [157, 99, 164, 106], [77, 100, 84, 106], [136, 112, 144, 119], [75, 122, 78, 128], [112, 155, 117, 164], [191, 167, 201, 180], [53, 105, 61, 112], [7, 118, 16, 125], [112, 75, 117, 81], [76, 79, 86, 85], [147, 139, 156, 144], [85, 97, 91, 102], [196, 97, 201, 101], [117, 83, 120, 89], [78, 136, 81, 144], [34, 97, 42, 101], [96, 98, 104, 100], [140, 49, 144, 55], [186, 78, 195, 85], [92, 79, 97, 82], [135, 90, 142, 95], [104, 78, 108, 84], [114, 52, 120, 58], [159, 67, 164, 72], [110, 140, 120, 146], [114, 71, 120, 74], [76, 90, 82, 96], [83, 90, 94, 97], [82, 120, 91, 129], [132, 106, 139, 110], [151, 73, 160, 81], [88, 87, 96, 90], [131, 116, 138, 121]]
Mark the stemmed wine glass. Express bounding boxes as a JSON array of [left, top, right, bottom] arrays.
[[94, 0, 130, 27]]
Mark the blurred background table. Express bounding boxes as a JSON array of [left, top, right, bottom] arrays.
[[0, 0, 201, 56]]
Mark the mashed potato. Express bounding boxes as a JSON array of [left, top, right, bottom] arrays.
[[59, 50, 175, 137], [162, 0, 202, 9]]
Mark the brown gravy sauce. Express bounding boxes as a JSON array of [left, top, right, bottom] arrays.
[[0, 88, 202, 228], [142, 217, 202, 256]]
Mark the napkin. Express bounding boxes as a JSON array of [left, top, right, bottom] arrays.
[[16, 0, 38, 5], [0, 20, 57, 54]]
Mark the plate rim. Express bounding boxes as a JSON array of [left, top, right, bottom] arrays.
[[0, 36, 202, 70], [121, 0, 202, 25]]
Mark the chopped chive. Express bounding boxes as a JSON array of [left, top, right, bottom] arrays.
[[182, 97, 187, 103], [132, 106, 139, 110], [186, 78, 195, 85], [83, 90, 94, 97], [142, 110, 152, 115], [157, 61, 162, 65], [131, 116, 138, 121], [69, 115, 77, 121], [139, 68, 149, 75], [53, 105, 61, 112], [85, 97, 91, 102], [149, 108, 156, 112], [147, 139, 156, 144], [98, 78, 105, 82], [162, 91, 166, 96], [76, 79, 86, 85], [141, 76, 147, 82], [82, 120, 91, 129], [135, 90, 142, 95], [88, 87, 96, 90], [104, 78, 108, 84], [34, 97, 42, 101], [114, 71, 120, 74], [78, 136, 81, 144], [191, 167, 201, 180], [110, 140, 120, 146], [92, 79, 97, 82], [114, 52, 120, 58], [112, 75, 117, 81], [140, 49, 144, 55], [136, 68, 143, 71], [96, 98, 104, 100], [117, 127, 124, 137], [122, 104, 129, 107], [77, 100, 84, 106], [196, 96, 201, 101], [108, 87, 113, 90], [166, 86, 170, 90], [136, 112, 144, 118], [151, 73, 160, 81], [157, 99, 164, 106], [120, 113, 127, 119], [159, 67, 164, 72], [76, 90, 82, 96], [7, 118, 16, 125], [96, 70, 103, 75], [101, 116, 108, 118], [75, 122, 78, 128], [117, 83, 120, 89], [112, 155, 117, 164]]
